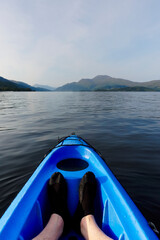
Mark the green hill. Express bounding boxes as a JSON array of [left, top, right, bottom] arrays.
[[0, 76, 32, 91], [0, 76, 50, 91], [95, 86, 157, 92]]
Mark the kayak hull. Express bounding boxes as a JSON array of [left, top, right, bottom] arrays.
[[0, 135, 158, 240]]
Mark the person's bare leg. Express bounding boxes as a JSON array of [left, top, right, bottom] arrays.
[[81, 214, 113, 240], [32, 213, 64, 240]]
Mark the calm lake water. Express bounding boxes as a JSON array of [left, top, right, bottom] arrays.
[[0, 92, 160, 234]]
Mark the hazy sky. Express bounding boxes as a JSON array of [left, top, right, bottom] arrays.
[[0, 0, 160, 87]]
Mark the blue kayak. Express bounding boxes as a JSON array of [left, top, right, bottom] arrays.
[[0, 135, 158, 240]]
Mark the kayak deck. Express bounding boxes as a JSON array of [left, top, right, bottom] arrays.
[[0, 135, 158, 240]]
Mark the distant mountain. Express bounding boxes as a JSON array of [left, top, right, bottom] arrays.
[[55, 75, 160, 91], [1, 74, 160, 92], [0, 76, 50, 91], [0, 76, 32, 91], [33, 84, 55, 91], [11, 80, 50, 91], [139, 80, 160, 90]]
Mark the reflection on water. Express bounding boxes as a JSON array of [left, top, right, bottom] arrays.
[[0, 92, 160, 234]]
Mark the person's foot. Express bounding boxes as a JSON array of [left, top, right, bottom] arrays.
[[48, 172, 70, 234], [73, 171, 97, 233]]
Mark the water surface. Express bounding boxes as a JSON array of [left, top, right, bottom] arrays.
[[0, 92, 160, 233]]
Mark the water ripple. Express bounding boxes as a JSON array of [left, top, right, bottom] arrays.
[[0, 92, 160, 233]]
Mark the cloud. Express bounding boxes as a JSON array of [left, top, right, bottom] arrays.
[[0, 0, 160, 86]]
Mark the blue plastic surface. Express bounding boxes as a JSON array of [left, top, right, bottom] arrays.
[[0, 135, 158, 240]]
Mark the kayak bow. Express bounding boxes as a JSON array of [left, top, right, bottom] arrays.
[[0, 135, 158, 240]]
